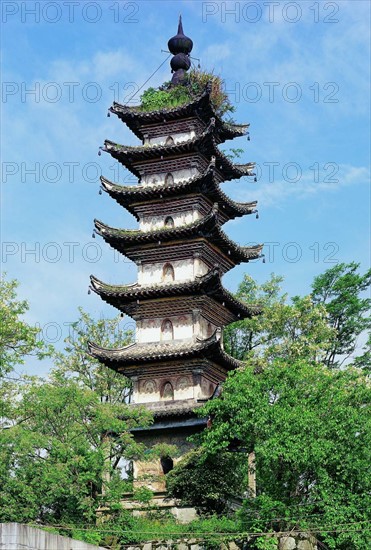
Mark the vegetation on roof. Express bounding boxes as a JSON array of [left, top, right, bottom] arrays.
[[138, 69, 235, 118]]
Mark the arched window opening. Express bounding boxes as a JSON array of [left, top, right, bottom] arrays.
[[162, 263, 175, 283], [164, 216, 174, 229], [207, 322, 214, 338], [150, 176, 158, 185], [165, 172, 174, 186], [165, 136, 175, 146], [161, 456, 174, 474], [161, 319, 174, 341], [162, 381, 174, 400]]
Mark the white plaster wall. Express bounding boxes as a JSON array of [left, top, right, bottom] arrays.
[[135, 375, 195, 404], [194, 258, 208, 277], [139, 209, 202, 231], [146, 131, 195, 146], [175, 375, 195, 400], [139, 258, 195, 285], [137, 315, 193, 344], [143, 167, 198, 186], [199, 316, 216, 339]]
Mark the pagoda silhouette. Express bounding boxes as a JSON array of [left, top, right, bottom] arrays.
[[88, 17, 263, 515]]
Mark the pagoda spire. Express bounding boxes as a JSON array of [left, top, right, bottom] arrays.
[[168, 15, 193, 85]]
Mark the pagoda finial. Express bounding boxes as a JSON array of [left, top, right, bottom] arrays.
[[178, 14, 184, 35], [168, 15, 193, 86]]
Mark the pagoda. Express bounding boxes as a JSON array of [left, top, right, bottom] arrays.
[[88, 17, 263, 512]]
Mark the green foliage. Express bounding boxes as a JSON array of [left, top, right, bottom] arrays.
[[0, 307, 152, 526], [223, 147, 244, 161], [138, 69, 235, 118], [0, 273, 53, 376], [132, 486, 154, 505], [53, 306, 134, 405], [166, 448, 245, 515], [311, 262, 371, 368], [187, 360, 371, 549], [224, 273, 335, 364], [139, 85, 191, 112]]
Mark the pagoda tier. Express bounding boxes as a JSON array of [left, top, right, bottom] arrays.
[[109, 85, 249, 144], [88, 331, 240, 375], [89, 268, 261, 323], [103, 129, 255, 182], [93, 208, 263, 269], [100, 162, 257, 223]]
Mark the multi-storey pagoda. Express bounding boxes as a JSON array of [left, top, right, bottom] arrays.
[[88, 17, 263, 512]]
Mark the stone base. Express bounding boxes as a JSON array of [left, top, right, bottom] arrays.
[[120, 492, 197, 524]]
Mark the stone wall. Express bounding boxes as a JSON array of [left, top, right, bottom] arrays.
[[121, 533, 318, 550], [0, 523, 106, 550]]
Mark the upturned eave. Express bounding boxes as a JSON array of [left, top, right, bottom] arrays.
[[89, 268, 262, 320], [109, 85, 249, 143], [93, 208, 264, 265], [88, 332, 242, 372], [100, 162, 257, 222], [102, 123, 254, 181]]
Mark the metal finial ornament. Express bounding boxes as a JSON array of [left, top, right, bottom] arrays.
[[168, 15, 193, 85]]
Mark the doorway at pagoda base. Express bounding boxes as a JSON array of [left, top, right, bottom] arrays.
[[132, 429, 198, 495]]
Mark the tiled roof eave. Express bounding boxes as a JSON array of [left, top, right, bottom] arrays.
[[89, 269, 262, 319], [93, 211, 264, 263], [102, 130, 255, 182], [100, 171, 258, 221], [109, 86, 250, 142], [87, 333, 242, 371]]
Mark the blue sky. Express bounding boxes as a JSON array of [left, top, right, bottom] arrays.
[[1, 0, 370, 375]]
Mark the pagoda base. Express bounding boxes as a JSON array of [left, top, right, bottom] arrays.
[[120, 491, 197, 523]]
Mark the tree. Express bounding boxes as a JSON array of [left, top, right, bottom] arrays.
[[224, 273, 334, 364], [169, 361, 371, 550], [53, 307, 134, 406], [311, 262, 371, 368], [166, 448, 245, 515], [0, 274, 52, 377], [0, 373, 151, 524], [0, 308, 152, 525]]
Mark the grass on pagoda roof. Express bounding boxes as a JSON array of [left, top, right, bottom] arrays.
[[136, 69, 235, 119]]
